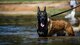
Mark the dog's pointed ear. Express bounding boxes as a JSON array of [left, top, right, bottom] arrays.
[[38, 6, 40, 12], [44, 6, 46, 12]]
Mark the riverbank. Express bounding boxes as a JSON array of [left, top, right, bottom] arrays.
[[0, 1, 69, 15]]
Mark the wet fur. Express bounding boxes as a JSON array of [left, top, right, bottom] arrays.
[[48, 19, 75, 36]]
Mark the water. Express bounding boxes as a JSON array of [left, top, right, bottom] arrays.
[[0, 25, 80, 45]]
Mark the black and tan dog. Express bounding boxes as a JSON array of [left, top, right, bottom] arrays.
[[37, 6, 75, 37]]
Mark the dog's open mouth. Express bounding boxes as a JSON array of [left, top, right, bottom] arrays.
[[40, 23, 45, 27]]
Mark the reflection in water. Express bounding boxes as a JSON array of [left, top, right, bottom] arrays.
[[0, 25, 80, 45], [0, 26, 38, 38]]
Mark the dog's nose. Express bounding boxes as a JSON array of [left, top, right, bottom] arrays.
[[41, 17, 44, 19], [40, 17, 44, 20]]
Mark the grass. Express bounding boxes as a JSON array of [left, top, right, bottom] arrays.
[[0, 15, 37, 26], [47, 8, 66, 16], [0, 0, 67, 2], [0, 0, 68, 3]]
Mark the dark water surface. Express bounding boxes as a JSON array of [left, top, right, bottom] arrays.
[[0, 25, 80, 45]]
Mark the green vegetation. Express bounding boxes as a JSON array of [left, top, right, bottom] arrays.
[[47, 8, 66, 16], [0, 15, 37, 26], [0, 0, 66, 2]]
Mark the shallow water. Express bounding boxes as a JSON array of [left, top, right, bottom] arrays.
[[0, 25, 80, 45]]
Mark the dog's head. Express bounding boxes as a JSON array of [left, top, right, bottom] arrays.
[[37, 6, 47, 28]]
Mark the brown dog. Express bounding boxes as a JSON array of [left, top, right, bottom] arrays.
[[48, 18, 75, 36]]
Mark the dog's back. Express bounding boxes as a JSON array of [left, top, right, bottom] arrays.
[[48, 18, 75, 36]]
